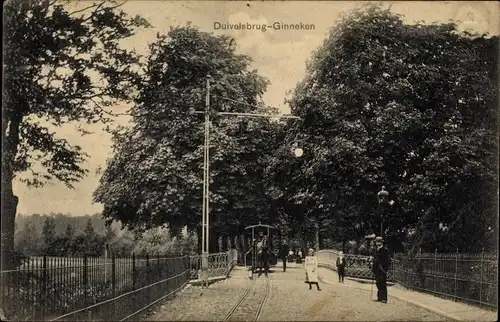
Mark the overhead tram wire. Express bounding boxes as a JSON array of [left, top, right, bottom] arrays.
[[110, 94, 300, 120], [95, 24, 403, 120]]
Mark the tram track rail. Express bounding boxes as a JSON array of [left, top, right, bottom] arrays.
[[222, 275, 270, 322], [253, 277, 270, 321]]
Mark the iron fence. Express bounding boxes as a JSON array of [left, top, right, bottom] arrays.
[[393, 251, 498, 309], [316, 249, 395, 280], [1, 250, 238, 321], [189, 249, 238, 280], [316, 249, 498, 309]]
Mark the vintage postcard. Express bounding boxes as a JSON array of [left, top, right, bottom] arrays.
[[2, 1, 498, 321]]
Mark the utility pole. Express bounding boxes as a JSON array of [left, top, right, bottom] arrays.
[[197, 75, 301, 287], [201, 75, 211, 286]]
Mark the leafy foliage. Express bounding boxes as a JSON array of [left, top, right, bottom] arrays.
[[271, 4, 498, 253], [2, 0, 150, 268], [14, 213, 195, 257], [94, 25, 287, 239], [3, 0, 150, 187]]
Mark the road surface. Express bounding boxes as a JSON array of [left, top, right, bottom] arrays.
[[143, 263, 448, 321]]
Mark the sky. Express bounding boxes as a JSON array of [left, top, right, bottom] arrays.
[[14, 0, 499, 216]]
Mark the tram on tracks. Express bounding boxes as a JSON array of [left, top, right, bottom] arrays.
[[244, 223, 281, 273]]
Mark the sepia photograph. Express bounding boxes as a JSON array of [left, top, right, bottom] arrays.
[[1, 0, 499, 321]]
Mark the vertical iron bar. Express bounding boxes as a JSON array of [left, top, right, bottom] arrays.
[[132, 253, 136, 289], [27, 258, 32, 320], [64, 257, 67, 314], [479, 249, 484, 308], [14, 259, 19, 319], [202, 113, 207, 254], [83, 255, 88, 307], [42, 255, 47, 319], [454, 248, 458, 302], [132, 254, 138, 316], [146, 253, 150, 305], [433, 249, 437, 292], [157, 253, 161, 281], [89, 257, 92, 301], [35, 257, 40, 320], [112, 256, 116, 319], [57, 256, 60, 313], [205, 75, 211, 257]]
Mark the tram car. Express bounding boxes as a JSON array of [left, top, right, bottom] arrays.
[[244, 223, 281, 272]]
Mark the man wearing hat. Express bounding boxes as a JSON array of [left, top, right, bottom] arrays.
[[280, 240, 290, 272], [372, 237, 390, 303]]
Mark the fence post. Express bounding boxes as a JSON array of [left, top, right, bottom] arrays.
[[132, 253, 136, 288], [146, 253, 150, 302], [157, 253, 161, 281], [433, 249, 437, 292], [42, 255, 47, 320], [111, 256, 116, 319], [83, 255, 88, 305], [454, 248, 458, 302], [131, 253, 136, 314], [479, 248, 484, 308]]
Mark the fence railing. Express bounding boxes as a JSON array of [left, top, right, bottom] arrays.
[[0, 250, 238, 321], [393, 251, 498, 309], [189, 249, 238, 280], [316, 249, 395, 280], [190, 249, 238, 279], [316, 249, 498, 309]]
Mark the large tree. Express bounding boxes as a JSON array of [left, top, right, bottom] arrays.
[[2, 0, 149, 268], [94, 25, 285, 250], [275, 4, 498, 253]]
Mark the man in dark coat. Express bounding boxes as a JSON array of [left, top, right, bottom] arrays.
[[280, 240, 290, 272], [336, 251, 346, 283], [372, 237, 390, 303], [258, 246, 270, 277]]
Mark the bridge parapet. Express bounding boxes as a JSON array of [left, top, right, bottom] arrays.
[[316, 249, 396, 281], [190, 250, 238, 281], [1, 250, 238, 321]]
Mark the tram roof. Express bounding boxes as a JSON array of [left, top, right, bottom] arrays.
[[244, 223, 277, 230]]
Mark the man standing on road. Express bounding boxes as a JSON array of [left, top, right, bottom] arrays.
[[280, 240, 290, 272], [372, 237, 390, 303], [258, 246, 270, 277]]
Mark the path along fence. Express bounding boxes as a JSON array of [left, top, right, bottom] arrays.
[[316, 249, 498, 310], [0, 250, 238, 321]]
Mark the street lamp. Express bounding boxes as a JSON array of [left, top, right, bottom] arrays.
[[377, 186, 389, 238], [293, 147, 304, 157]]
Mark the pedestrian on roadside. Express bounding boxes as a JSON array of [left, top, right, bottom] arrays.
[[280, 240, 290, 272], [304, 248, 321, 291], [297, 249, 303, 264], [372, 237, 390, 303], [336, 251, 346, 283]]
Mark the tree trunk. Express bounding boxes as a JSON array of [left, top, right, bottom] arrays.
[[209, 230, 217, 253], [2, 114, 22, 271], [196, 225, 202, 254], [1, 180, 18, 271]]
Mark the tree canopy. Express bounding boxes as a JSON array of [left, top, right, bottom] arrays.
[[273, 4, 498, 253], [94, 25, 289, 243], [95, 6, 498, 254], [2, 0, 150, 267]]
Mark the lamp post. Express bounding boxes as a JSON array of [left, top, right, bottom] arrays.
[[197, 75, 302, 285], [377, 186, 389, 238]]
